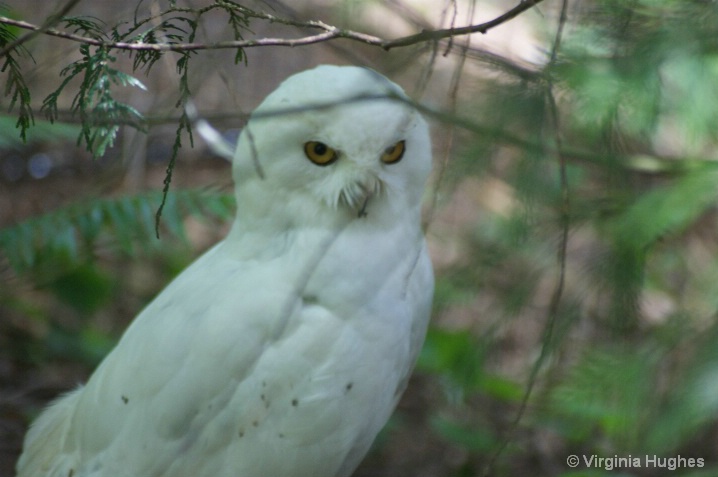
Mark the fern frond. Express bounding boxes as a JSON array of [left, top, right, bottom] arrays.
[[0, 189, 235, 274], [127, 18, 191, 74], [41, 43, 147, 158], [156, 23, 197, 230], [62, 16, 108, 39], [0, 13, 35, 141], [607, 164, 718, 250], [218, 0, 251, 64], [550, 346, 658, 449], [156, 109, 194, 236]]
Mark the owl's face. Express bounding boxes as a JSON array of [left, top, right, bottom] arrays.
[[232, 65, 432, 229]]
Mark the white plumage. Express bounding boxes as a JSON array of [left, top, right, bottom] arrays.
[[16, 64, 434, 477]]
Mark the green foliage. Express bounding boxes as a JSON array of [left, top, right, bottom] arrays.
[[545, 329, 718, 477], [0, 7, 34, 141], [49, 262, 114, 314], [0, 114, 79, 147], [45, 323, 118, 366], [219, 0, 251, 65], [0, 189, 235, 275], [1, 187, 234, 367], [416, 327, 522, 467], [548, 345, 658, 448], [118, 14, 190, 72], [606, 165, 718, 251], [423, 0, 718, 473], [2, 3, 253, 166], [5, 256, 119, 365], [556, 0, 718, 153], [158, 42, 196, 234], [41, 24, 147, 158], [430, 415, 496, 453], [645, 325, 718, 454], [419, 327, 522, 402]]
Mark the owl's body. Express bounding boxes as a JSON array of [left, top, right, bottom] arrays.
[[17, 65, 433, 477]]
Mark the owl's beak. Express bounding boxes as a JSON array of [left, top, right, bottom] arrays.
[[339, 175, 382, 218], [357, 191, 372, 218]]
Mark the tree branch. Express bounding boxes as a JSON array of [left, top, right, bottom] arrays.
[[383, 0, 544, 49], [0, 0, 544, 53]]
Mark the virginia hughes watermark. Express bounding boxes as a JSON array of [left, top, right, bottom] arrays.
[[566, 454, 705, 471]]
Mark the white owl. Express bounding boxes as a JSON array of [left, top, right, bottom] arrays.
[[16, 64, 434, 477]]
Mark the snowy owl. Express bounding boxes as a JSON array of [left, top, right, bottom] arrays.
[[16, 64, 434, 477]]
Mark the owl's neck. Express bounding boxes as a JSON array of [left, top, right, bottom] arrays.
[[223, 201, 420, 263]]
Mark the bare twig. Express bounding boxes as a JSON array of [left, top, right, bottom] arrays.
[[385, 0, 543, 49], [0, 0, 544, 53]]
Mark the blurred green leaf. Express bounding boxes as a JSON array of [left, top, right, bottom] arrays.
[[419, 328, 521, 402], [607, 165, 718, 251], [431, 415, 496, 453], [47, 262, 113, 314], [549, 345, 658, 450], [645, 326, 718, 453], [0, 11, 34, 141], [0, 189, 235, 274], [46, 325, 117, 366]]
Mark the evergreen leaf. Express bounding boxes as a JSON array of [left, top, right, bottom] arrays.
[[0, 17, 35, 141], [0, 190, 234, 275], [608, 165, 718, 250]]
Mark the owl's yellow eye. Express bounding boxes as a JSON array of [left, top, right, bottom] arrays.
[[304, 141, 338, 166], [380, 140, 405, 164]]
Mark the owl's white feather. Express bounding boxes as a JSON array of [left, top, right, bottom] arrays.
[[16, 65, 434, 477]]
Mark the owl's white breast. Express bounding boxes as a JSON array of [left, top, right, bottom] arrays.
[[46, 214, 432, 477]]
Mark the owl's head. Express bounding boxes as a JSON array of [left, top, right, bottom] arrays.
[[232, 65, 432, 229]]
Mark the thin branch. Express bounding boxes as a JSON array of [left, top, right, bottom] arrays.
[[424, 0, 473, 231], [28, 93, 707, 177], [482, 0, 570, 474], [384, 0, 543, 49], [0, 0, 544, 53]]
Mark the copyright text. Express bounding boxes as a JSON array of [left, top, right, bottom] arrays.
[[566, 454, 704, 471]]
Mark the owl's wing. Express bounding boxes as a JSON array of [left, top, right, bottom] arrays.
[[16, 242, 300, 477]]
